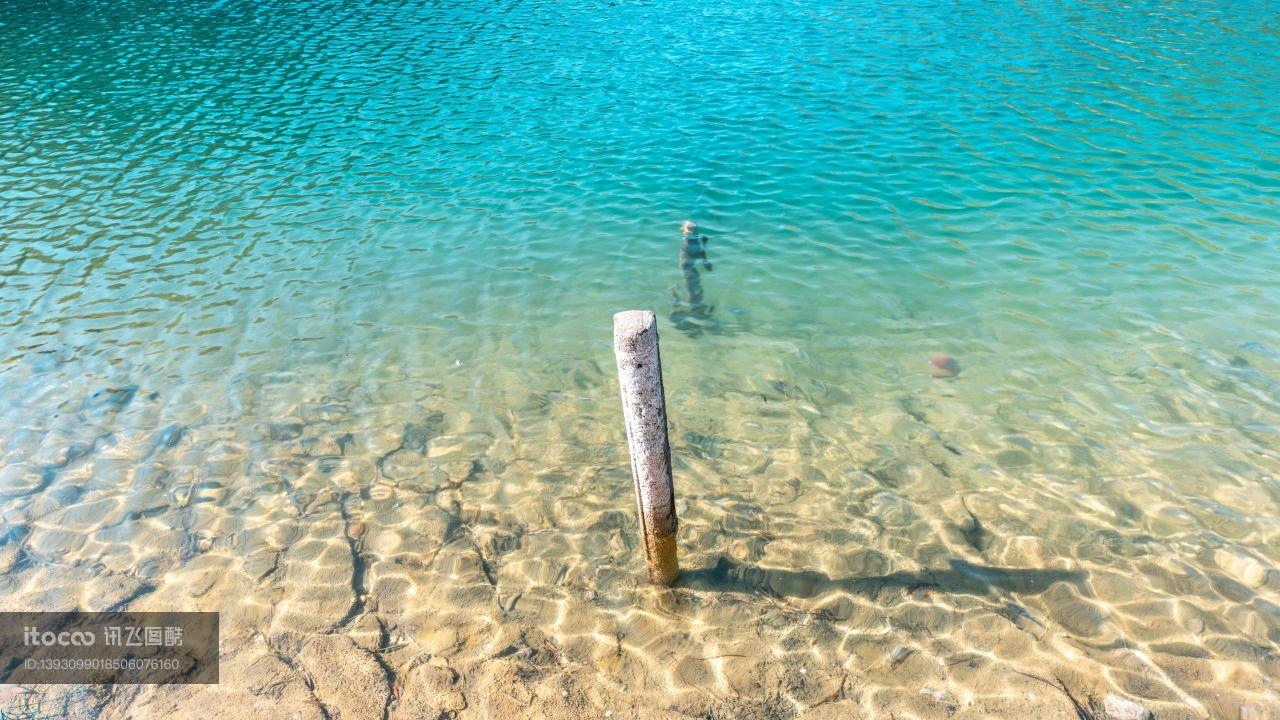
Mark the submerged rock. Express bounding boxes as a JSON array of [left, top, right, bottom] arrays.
[[345, 518, 367, 541], [930, 356, 961, 378], [154, 424, 186, 450]]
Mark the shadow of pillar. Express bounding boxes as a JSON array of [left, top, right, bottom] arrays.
[[680, 555, 1086, 601]]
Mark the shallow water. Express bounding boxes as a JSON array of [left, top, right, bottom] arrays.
[[2, 0, 1279, 717]]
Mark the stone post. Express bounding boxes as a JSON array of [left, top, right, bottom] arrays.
[[612, 311, 679, 585]]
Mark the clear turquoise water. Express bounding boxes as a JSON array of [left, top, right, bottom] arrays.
[[2, 0, 1280, 717]]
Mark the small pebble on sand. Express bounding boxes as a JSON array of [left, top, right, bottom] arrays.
[[1104, 693, 1153, 720], [346, 519, 367, 540], [889, 646, 913, 667]]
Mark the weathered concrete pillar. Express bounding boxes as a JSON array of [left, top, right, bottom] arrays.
[[613, 310, 679, 586]]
